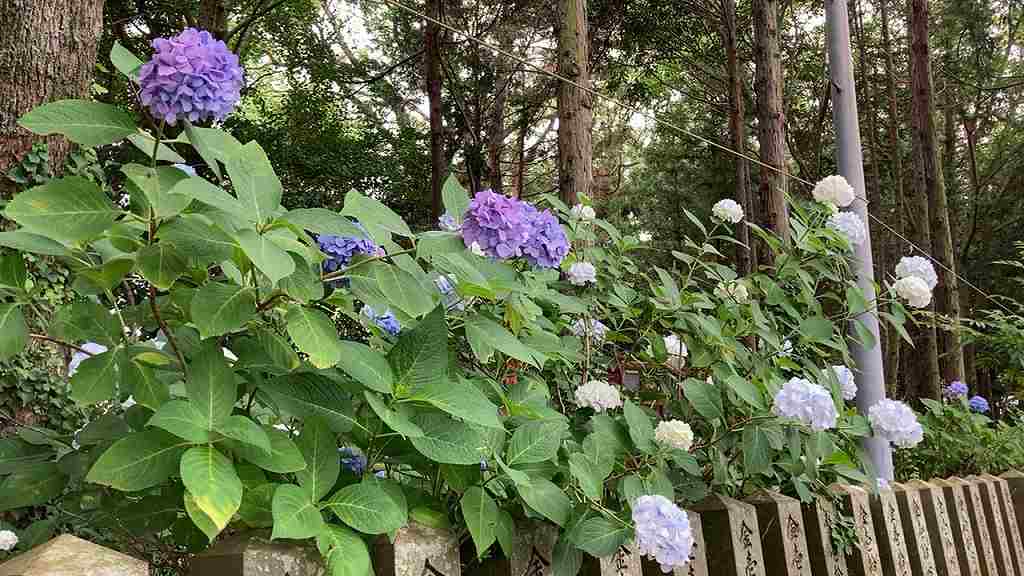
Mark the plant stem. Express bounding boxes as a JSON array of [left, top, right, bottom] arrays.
[[29, 334, 94, 355], [149, 285, 187, 376]]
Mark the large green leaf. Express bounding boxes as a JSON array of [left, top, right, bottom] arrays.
[[0, 463, 66, 512], [191, 282, 256, 339], [284, 208, 364, 237], [0, 252, 28, 291], [168, 175, 247, 219], [184, 124, 242, 180], [341, 189, 413, 238], [180, 446, 242, 533], [336, 342, 393, 393], [157, 214, 237, 266], [186, 343, 237, 428], [387, 305, 447, 392], [127, 133, 184, 163], [236, 229, 294, 284], [409, 413, 487, 465], [231, 427, 306, 473], [518, 477, 570, 526], [148, 400, 211, 443], [184, 491, 221, 542], [742, 426, 772, 475], [226, 141, 281, 224], [259, 373, 362, 434], [0, 304, 28, 361], [623, 400, 656, 453], [364, 392, 424, 437], [87, 429, 189, 491], [238, 483, 275, 527], [318, 525, 372, 576], [569, 453, 606, 501], [376, 265, 436, 317], [135, 243, 187, 290], [285, 306, 341, 368], [5, 177, 119, 244], [296, 417, 339, 502], [18, 100, 136, 146], [122, 164, 191, 219], [407, 378, 502, 429], [684, 378, 724, 421], [76, 258, 135, 294], [506, 420, 566, 466], [464, 315, 543, 367], [50, 300, 122, 346], [324, 482, 407, 535], [0, 231, 71, 256], [441, 174, 470, 224], [121, 355, 169, 409], [0, 438, 49, 475], [461, 486, 497, 557], [70, 349, 120, 405], [800, 315, 835, 343], [110, 40, 144, 80], [215, 415, 271, 455], [725, 374, 764, 409], [566, 516, 630, 557], [553, 534, 584, 576], [279, 254, 324, 303], [272, 484, 325, 539]]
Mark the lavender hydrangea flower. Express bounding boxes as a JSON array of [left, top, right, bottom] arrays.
[[832, 365, 857, 401], [339, 447, 367, 475], [772, 377, 838, 431], [944, 380, 968, 400], [522, 205, 570, 268], [438, 212, 459, 231], [568, 261, 597, 285], [362, 305, 401, 336], [138, 28, 244, 125], [460, 190, 531, 259], [68, 342, 109, 377], [317, 233, 381, 273], [868, 399, 923, 448], [571, 318, 608, 342], [632, 495, 695, 572], [969, 395, 990, 413]]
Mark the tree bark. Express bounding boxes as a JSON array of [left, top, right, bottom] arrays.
[[556, 0, 593, 206], [199, 0, 228, 40], [0, 0, 104, 194], [752, 0, 789, 243], [489, 34, 513, 196], [720, 0, 755, 274], [425, 0, 446, 221], [908, 0, 943, 399]]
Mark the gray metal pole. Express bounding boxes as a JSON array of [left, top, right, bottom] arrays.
[[825, 0, 894, 479]]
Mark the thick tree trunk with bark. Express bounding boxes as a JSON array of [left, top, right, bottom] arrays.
[[0, 0, 104, 195], [752, 0, 789, 243], [937, 86, 964, 382], [556, 0, 593, 206], [199, 0, 228, 40], [720, 0, 755, 274], [909, 0, 943, 399], [425, 0, 445, 221]]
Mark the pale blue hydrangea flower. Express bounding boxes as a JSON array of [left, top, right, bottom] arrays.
[[632, 494, 694, 572], [571, 318, 608, 341], [434, 274, 464, 311], [827, 211, 867, 246], [772, 377, 838, 431], [339, 447, 367, 475], [868, 399, 923, 448], [944, 380, 968, 400], [438, 212, 459, 231], [832, 365, 857, 401], [969, 395, 990, 413], [568, 261, 597, 286], [362, 305, 401, 336]]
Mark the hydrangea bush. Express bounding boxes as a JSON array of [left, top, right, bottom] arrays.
[[0, 34, 932, 572]]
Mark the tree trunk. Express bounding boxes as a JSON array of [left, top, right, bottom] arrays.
[[908, 0, 942, 399], [489, 34, 513, 196], [962, 114, 981, 388], [199, 0, 228, 40], [720, 0, 755, 274], [556, 0, 593, 206], [752, 0, 789, 243], [425, 0, 445, 221], [0, 0, 104, 195], [937, 85, 964, 383]]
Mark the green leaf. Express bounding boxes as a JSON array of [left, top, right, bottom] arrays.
[[184, 491, 221, 541], [286, 307, 342, 369], [284, 208, 364, 237], [325, 482, 408, 535], [408, 378, 502, 428], [184, 124, 242, 180], [186, 343, 237, 428], [51, 300, 121, 345], [127, 133, 185, 163], [226, 141, 281, 224], [237, 229, 295, 284], [0, 251, 27, 291], [465, 315, 543, 367], [180, 446, 242, 533], [215, 415, 272, 455], [623, 400, 655, 453], [0, 439, 50, 475], [341, 189, 413, 238], [191, 282, 256, 339], [441, 175, 470, 224], [18, 100, 136, 147], [416, 232, 466, 260], [158, 214, 237, 266], [388, 305, 447, 391], [0, 304, 28, 361], [495, 510, 515, 557], [148, 400, 211, 443], [231, 427, 306, 473], [364, 392, 424, 437], [0, 231, 71, 256], [87, 429, 189, 491], [121, 356, 169, 410], [260, 373, 362, 434], [376, 264, 436, 317], [507, 420, 565, 466], [135, 243, 187, 290], [122, 164, 191, 219], [567, 516, 630, 557], [5, 177, 119, 244], [460, 486, 498, 557], [318, 525, 371, 576], [743, 426, 771, 475], [336, 341, 393, 393], [111, 41, 144, 79], [0, 463, 66, 512], [238, 483, 275, 527], [296, 417, 339, 502], [272, 484, 325, 539], [569, 453, 605, 501], [800, 316, 834, 343], [168, 175, 247, 218], [518, 477, 570, 526], [684, 378, 723, 420], [553, 534, 584, 576], [725, 374, 764, 409], [279, 254, 324, 303], [77, 258, 135, 294], [70, 349, 120, 405], [409, 413, 487, 465]]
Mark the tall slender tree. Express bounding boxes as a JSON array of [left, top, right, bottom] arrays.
[[752, 0, 789, 242], [556, 0, 593, 206], [720, 0, 755, 274], [426, 0, 446, 220]]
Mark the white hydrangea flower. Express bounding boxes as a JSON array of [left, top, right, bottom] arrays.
[[711, 199, 744, 223], [812, 175, 856, 207], [772, 377, 838, 431], [571, 318, 608, 342], [222, 348, 238, 362], [68, 342, 109, 377], [0, 530, 16, 552], [574, 380, 623, 412], [832, 365, 857, 401], [827, 211, 867, 247], [868, 399, 923, 448], [895, 255, 938, 289], [568, 262, 597, 286], [714, 280, 749, 304], [637, 231, 652, 243], [894, 276, 932, 308], [469, 241, 486, 257], [664, 334, 688, 370], [571, 204, 596, 221], [655, 420, 695, 452]]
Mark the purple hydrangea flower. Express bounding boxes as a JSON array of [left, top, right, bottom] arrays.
[[868, 399, 923, 448], [632, 495, 694, 572], [317, 234, 381, 273], [138, 28, 244, 125], [438, 213, 459, 231], [362, 305, 401, 336], [339, 447, 367, 475], [772, 377, 838, 431], [521, 205, 570, 268], [969, 395, 990, 413], [460, 190, 531, 259], [944, 380, 968, 400]]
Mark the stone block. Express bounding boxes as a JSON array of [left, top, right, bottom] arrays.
[[374, 522, 460, 576], [905, 479, 960, 576], [674, 511, 708, 576], [983, 473, 1024, 574], [950, 476, 1001, 576], [745, 489, 811, 576], [932, 478, 983, 576], [690, 493, 765, 576], [582, 543, 642, 576], [1001, 471, 1024, 539], [190, 532, 323, 576], [968, 475, 1018, 576], [801, 495, 850, 576], [830, 484, 882, 576], [869, 485, 911, 576], [892, 482, 939, 576], [0, 534, 148, 576], [509, 522, 558, 576]]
